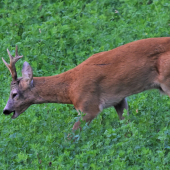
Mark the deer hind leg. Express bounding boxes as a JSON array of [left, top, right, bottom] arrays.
[[114, 98, 128, 120]]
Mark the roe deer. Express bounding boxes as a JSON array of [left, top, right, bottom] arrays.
[[2, 37, 170, 130]]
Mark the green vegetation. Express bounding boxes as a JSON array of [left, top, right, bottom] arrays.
[[1, 0, 170, 169]]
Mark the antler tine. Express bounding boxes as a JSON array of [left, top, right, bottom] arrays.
[[14, 45, 23, 62], [15, 45, 18, 56], [2, 46, 23, 81], [2, 57, 13, 75]]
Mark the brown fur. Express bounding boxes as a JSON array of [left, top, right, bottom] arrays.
[[3, 37, 170, 130]]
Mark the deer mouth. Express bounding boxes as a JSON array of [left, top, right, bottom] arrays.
[[11, 111, 19, 119], [3, 110, 19, 119], [3, 109, 19, 119], [3, 106, 28, 119]]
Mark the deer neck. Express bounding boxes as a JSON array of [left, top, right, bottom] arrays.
[[32, 72, 73, 104]]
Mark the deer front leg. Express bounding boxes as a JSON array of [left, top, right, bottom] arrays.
[[72, 103, 100, 131], [72, 112, 99, 130], [114, 98, 128, 120]]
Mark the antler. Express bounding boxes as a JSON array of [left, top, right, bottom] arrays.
[[2, 45, 23, 81]]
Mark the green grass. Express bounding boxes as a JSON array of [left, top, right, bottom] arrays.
[[1, 0, 170, 169]]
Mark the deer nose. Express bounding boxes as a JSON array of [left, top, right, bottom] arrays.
[[3, 109, 12, 115]]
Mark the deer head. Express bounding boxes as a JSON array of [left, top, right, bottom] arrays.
[[2, 46, 34, 118]]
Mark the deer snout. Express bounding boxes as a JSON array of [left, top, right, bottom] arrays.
[[3, 109, 13, 115]]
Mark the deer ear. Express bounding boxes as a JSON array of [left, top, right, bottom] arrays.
[[22, 61, 33, 86]]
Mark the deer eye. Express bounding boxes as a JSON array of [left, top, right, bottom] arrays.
[[12, 93, 17, 98]]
